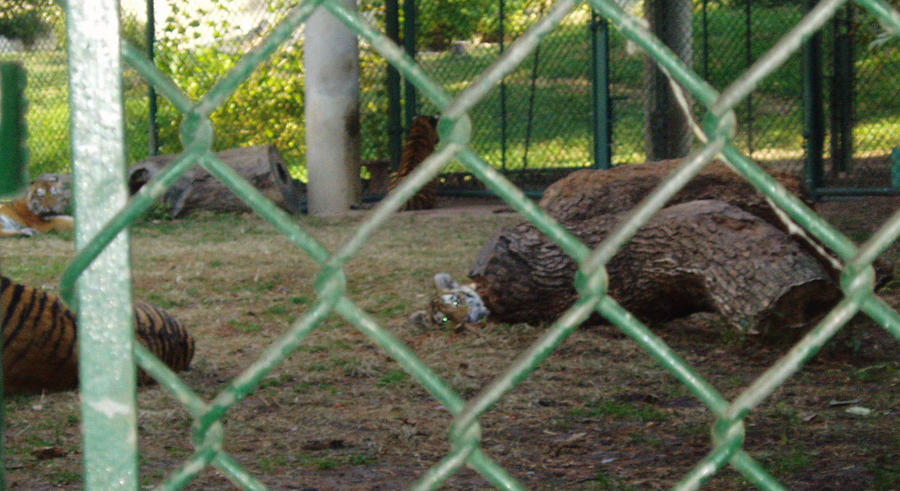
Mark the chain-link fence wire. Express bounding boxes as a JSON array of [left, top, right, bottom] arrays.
[[0, 1, 68, 176], [696, 1, 807, 168], [825, 3, 900, 190], [3, 0, 898, 194], [416, 1, 595, 183], [53, 0, 900, 488]]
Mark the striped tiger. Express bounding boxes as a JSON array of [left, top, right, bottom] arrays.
[[388, 115, 440, 211], [1, 274, 195, 394], [0, 174, 74, 238]]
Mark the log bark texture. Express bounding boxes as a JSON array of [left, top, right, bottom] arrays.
[[471, 199, 840, 332], [539, 159, 809, 226], [128, 145, 304, 217], [469, 160, 851, 333]]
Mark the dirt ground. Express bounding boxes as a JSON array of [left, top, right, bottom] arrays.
[[1, 193, 898, 490]]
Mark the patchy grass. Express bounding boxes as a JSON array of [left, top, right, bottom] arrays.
[[1, 199, 898, 489]]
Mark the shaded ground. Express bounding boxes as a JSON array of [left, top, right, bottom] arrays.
[[1, 193, 897, 490]]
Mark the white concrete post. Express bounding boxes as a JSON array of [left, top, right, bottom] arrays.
[[304, 1, 362, 215]]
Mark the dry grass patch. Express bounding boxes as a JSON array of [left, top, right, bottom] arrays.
[[1, 202, 897, 489]]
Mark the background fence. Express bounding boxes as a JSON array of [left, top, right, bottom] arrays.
[[1, 0, 899, 488], [2, 0, 899, 196]]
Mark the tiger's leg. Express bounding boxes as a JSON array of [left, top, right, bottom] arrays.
[[0, 215, 37, 237], [34, 215, 75, 232]]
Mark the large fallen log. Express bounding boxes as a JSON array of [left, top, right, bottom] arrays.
[[539, 159, 809, 228], [470, 199, 841, 333], [468, 159, 878, 334], [128, 145, 304, 217]]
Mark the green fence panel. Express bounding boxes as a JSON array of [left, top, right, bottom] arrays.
[[0, 62, 29, 198], [54, 0, 900, 488]]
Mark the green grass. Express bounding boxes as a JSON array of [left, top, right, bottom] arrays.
[[10, 4, 900, 179], [377, 368, 410, 387]]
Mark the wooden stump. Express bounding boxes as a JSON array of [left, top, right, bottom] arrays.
[[128, 145, 305, 217]]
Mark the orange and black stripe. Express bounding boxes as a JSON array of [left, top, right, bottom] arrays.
[[1, 274, 195, 394], [388, 115, 440, 211], [1, 275, 78, 393]]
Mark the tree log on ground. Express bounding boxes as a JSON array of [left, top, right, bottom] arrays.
[[468, 160, 873, 334], [539, 159, 809, 227], [128, 145, 304, 217], [470, 199, 841, 333]]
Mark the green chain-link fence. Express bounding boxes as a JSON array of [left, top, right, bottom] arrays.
[[2, 0, 900, 488], [3, 0, 899, 196]]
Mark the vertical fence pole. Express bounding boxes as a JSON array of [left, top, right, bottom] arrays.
[[0, 61, 30, 491], [402, 0, 417, 128], [146, 0, 159, 156], [745, 0, 754, 157], [0, 62, 29, 197], [591, 12, 611, 170], [66, 0, 139, 488], [386, 0, 403, 170], [499, 0, 507, 172], [803, 0, 824, 196], [830, 5, 855, 175], [701, 0, 709, 80]]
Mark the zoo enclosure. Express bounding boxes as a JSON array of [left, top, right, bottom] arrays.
[[1, 0, 899, 197], [2, 0, 900, 489]]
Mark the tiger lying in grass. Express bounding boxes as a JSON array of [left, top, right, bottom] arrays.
[[0, 174, 74, 238], [0, 274, 195, 394], [410, 272, 490, 330]]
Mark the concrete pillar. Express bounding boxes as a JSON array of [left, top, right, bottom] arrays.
[[304, 1, 361, 215]]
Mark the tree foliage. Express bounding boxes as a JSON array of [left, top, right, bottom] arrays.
[[0, 0, 53, 48]]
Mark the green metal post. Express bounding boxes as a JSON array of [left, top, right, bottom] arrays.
[[386, 0, 402, 170], [803, 0, 824, 196], [591, 12, 611, 169], [0, 62, 29, 198], [891, 147, 900, 188], [701, 0, 709, 80], [499, 0, 507, 171], [830, 5, 855, 174], [402, 0, 417, 128], [66, 0, 139, 488], [0, 64, 29, 488], [745, 0, 754, 156], [146, 0, 159, 155]]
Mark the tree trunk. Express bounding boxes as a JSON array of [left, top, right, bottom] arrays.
[[470, 199, 840, 335], [645, 0, 694, 160], [128, 145, 304, 217]]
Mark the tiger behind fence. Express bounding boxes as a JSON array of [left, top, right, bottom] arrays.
[[410, 272, 490, 331], [1, 274, 195, 394], [388, 115, 440, 211], [0, 174, 75, 238]]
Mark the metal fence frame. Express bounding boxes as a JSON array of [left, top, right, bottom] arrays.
[[2, 0, 899, 489]]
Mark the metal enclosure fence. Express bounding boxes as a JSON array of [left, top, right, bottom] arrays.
[[5, 0, 892, 489], [2, 0, 899, 197]]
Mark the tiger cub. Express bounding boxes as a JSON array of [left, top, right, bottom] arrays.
[[410, 272, 490, 331], [1, 274, 195, 394], [0, 174, 74, 238], [388, 115, 440, 211]]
